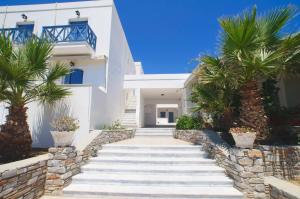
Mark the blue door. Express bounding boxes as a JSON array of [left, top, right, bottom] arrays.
[[69, 21, 88, 41], [17, 24, 34, 31], [64, 69, 83, 84], [168, 112, 174, 123], [16, 24, 34, 43]]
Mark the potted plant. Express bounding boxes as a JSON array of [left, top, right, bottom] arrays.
[[50, 116, 79, 147], [230, 127, 256, 149]]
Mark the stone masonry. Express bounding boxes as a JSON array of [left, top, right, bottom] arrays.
[[45, 129, 135, 196], [0, 155, 48, 199], [0, 129, 135, 198], [174, 129, 300, 199]]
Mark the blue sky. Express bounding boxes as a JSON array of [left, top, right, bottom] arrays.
[[1, 0, 299, 74]]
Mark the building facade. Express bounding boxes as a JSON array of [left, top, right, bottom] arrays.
[[0, 0, 191, 149], [0, 0, 298, 149]]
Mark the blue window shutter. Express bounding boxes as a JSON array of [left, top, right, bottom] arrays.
[[17, 24, 34, 31], [69, 21, 88, 41], [65, 69, 83, 84], [64, 73, 71, 84]]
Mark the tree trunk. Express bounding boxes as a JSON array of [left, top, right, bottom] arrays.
[[239, 80, 270, 141], [0, 105, 32, 160], [220, 108, 234, 131]]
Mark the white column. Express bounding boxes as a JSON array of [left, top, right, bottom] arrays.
[[135, 88, 141, 128]]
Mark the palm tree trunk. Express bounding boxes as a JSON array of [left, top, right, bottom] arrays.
[[0, 105, 32, 160], [239, 80, 270, 141], [221, 107, 234, 131]]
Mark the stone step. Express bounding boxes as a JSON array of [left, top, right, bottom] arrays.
[[81, 164, 224, 175], [89, 156, 215, 166], [63, 184, 243, 199], [96, 150, 207, 158], [72, 173, 233, 186]]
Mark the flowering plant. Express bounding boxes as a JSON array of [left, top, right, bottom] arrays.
[[51, 116, 79, 132]]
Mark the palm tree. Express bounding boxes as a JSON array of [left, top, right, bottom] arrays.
[[219, 6, 300, 140], [0, 34, 70, 160], [192, 56, 239, 129]]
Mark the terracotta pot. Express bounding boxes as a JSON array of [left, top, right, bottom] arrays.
[[50, 131, 74, 147], [231, 132, 256, 149]]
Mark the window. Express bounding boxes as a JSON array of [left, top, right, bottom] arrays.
[[160, 112, 166, 118], [64, 69, 83, 84]]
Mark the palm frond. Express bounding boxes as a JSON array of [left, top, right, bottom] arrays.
[[45, 63, 70, 82], [34, 83, 71, 105]]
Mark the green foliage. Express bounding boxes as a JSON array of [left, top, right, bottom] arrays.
[[51, 116, 80, 132], [0, 35, 71, 107], [219, 6, 300, 84], [176, 115, 203, 130], [104, 120, 125, 130], [190, 6, 300, 129]]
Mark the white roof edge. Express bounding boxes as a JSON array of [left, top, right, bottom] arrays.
[[0, 0, 113, 13], [125, 73, 191, 81]]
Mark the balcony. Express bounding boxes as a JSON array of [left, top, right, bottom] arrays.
[[42, 24, 97, 56], [0, 28, 34, 44]]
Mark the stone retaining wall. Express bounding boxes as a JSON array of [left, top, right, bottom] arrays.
[[264, 176, 300, 199], [174, 130, 300, 199], [0, 129, 135, 198], [45, 129, 135, 195], [0, 154, 48, 199]]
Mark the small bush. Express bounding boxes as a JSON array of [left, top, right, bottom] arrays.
[[51, 116, 79, 132], [104, 120, 125, 130], [176, 115, 203, 130]]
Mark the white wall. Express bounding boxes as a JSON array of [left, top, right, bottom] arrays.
[[89, 86, 107, 130], [104, 4, 136, 124], [28, 85, 92, 148], [0, 103, 8, 126], [124, 74, 190, 89], [143, 98, 182, 127]]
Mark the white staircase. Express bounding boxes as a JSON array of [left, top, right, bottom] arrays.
[[121, 96, 137, 128], [62, 129, 243, 199], [135, 128, 173, 137]]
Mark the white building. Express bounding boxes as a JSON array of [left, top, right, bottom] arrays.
[[0, 0, 191, 149], [1, 0, 298, 149]]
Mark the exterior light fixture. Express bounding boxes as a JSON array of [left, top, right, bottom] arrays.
[[75, 10, 80, 18], [70, 61, 75, 67], [21, 14, 28, 20]]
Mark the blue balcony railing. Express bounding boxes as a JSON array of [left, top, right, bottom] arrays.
[[0, 28, 34, 44], [42, 24, 97, 50]]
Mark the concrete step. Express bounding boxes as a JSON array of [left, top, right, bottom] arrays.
[[81, 164, 224, 175], [135, 133, 173, 137], [63, 184, 243, 199], [97, 150, 207, 158], [72, 173, 233, 186], [121, 119, 136, 122], [102, 145, 203, 151], [89, 156, 215, 166]]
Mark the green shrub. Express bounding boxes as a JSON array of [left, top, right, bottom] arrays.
[[176, 115, 203, 130]]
